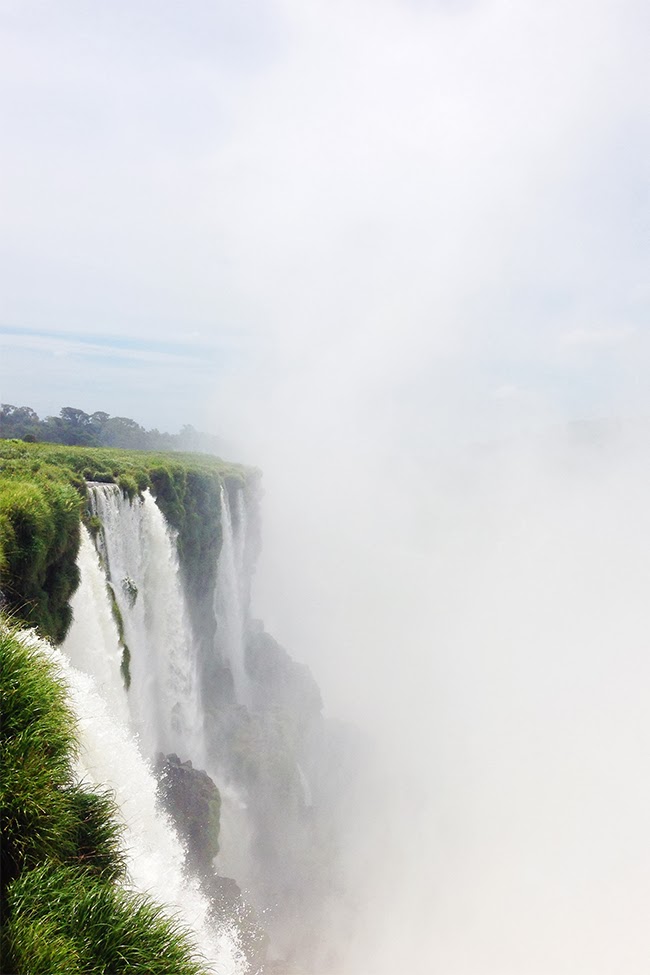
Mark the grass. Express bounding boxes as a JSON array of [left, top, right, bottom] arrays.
[[0, 438, 259, 641], [6, 864, 207, 975], [0, 476, 82, 641], [0, 621, 211, 975], [0, 439, 253, 490], [0, 624, 80, 889]]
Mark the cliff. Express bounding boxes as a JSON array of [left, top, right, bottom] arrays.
[[0, 439, 259, 642], [0, 438, 348, 971]]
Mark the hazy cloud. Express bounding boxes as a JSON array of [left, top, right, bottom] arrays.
[[0, 0, 647, 433], [559, 325, 636, 348]]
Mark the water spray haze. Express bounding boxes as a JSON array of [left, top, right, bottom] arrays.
[[237, 414, 650, 973], [207, 47, 650, 957], [197, 4, 649, 967]]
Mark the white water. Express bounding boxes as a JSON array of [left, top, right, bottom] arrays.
[[214, 485, 250, 706], [88, 484, 203, 761], [59, 481, 261, 970], [63, 525, 129, 724], [20, 629, 246, 975]]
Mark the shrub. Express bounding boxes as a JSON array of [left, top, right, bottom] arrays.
[[117, 474, 138, 501]]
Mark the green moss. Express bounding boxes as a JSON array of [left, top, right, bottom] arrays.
[[89, 470, 115, 483], [106, 584, 124, 643], [84, 514, 102, 540], [120, 644, 132, 692], [117, 474, 138, 501], [104, 584, 131, 692]]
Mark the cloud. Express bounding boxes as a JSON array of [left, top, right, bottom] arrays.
[[0, 0, 648, 432], [559, 326, 636, 348], [492, 383, 522, 400]]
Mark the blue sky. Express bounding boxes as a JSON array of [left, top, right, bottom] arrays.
[[0, 0, 648, 446]]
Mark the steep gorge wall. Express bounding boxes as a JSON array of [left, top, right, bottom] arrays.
[[0, 439, 348, 971], [0, 440, 259, 648]]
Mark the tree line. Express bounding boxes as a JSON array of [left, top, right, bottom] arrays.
[[0, 404, 228, 456]]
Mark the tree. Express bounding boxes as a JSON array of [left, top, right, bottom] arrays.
[[60, 407, 91, 427], [0, 405, 41, 439]]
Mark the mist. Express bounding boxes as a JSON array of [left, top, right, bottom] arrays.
[[228, 410, 650, 972], [201, 6, 650, 968]]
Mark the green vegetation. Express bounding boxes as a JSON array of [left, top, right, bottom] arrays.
[[0, 622, 209, 975], [0, 403, 230, 456], [104, 582, 132, 691], [0, 469, 82, 642], [0, 439, 258, 642], [120, 643, 132, 692]]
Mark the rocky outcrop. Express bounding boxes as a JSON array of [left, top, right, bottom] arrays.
[[155, 752, 269, 973], [155, 753, 221, 869]]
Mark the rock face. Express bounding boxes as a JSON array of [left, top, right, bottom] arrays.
[[155, 753, 221, 869], [246, 622, 323, 725], [155, 752, 269, 973]]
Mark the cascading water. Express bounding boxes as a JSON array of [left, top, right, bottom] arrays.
[[63, 525, 129, 723], [88, 483, 203, 761], [60, 479, 270, 969], [21, 629, 245, 975], [214, 484, 250, 706]]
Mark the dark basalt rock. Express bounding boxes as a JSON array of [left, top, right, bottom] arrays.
[[155, 752, 221, 868], [155, 752, 269, 973]]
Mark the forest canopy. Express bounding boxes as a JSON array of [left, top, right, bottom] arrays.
[[0, 405, 228, 456]]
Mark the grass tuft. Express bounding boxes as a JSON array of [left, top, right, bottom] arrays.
[[0, 624, 79, 888], [6, 863, 207, 975], [1, 623, 211, 974]]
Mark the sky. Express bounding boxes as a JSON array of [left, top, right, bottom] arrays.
[[0, 0, 648, 446]]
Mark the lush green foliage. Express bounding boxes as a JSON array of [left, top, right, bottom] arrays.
[[0, 471, 82, 641], [0, 439, 248, 492], [0, 623, 209, 975], [0, 439, 257, 641], [6, 864, 207, 975], [104, 582, 132, 690], [0, 403, 230, 456], [0, 626, 80, 890]]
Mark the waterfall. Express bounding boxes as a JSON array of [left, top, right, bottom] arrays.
[[62, 525, 129, 724], [59, 479, 265, 968], [21, 629, 245, 975], [214, 484, 250, 706], [88, 484, 203, 761]]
